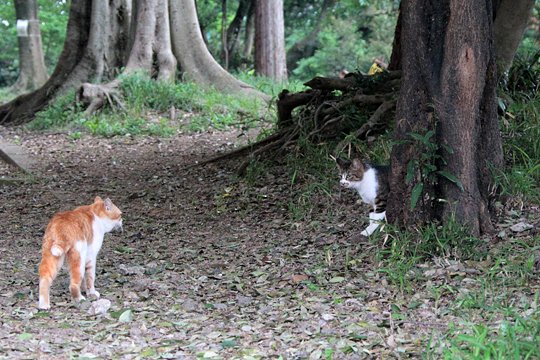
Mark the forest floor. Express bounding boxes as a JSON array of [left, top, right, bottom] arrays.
[[0, 126, 539, 359]]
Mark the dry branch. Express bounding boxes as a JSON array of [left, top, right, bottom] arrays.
[[201, 71, 402, 173]]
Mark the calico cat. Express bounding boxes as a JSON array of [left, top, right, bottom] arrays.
[[337, 158, 389, 236], [38, 196, 123, 310]]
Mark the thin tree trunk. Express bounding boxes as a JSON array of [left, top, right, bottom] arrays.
[[254, 0, 287, 81], [226, 0, 250, 58], [286, 0, 336, 72], [170, 0, 269, 101], [387, 0, 503, 236], [387, 2, 402, 71], [11, 0, 48, 92], [221, 0, 229, 70], [242, 1, 255, 60], [493, 0, 535, 77]]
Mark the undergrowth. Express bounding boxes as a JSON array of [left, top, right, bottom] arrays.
[[27, 73, 274, 136], [497, 50, 540, 203]]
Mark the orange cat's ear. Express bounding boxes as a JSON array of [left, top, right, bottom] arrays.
[[94, 196, 103, 203], [104, 198, 112, 211]]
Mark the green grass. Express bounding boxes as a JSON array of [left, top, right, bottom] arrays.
[[428, 319, 540, 360], [497, 50, 540, 203], [376, 216, 485, 292], [26, 73, 275, 137], [0, 87, 15, 104]]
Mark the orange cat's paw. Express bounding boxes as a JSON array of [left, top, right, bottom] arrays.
[[88, 290, 100, 299], [38, 302, 50, 310], [72, 295, 86, 303]]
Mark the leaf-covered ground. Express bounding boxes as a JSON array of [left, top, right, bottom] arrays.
[[0, 127, 539, 359]]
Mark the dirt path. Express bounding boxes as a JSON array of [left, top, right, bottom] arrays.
[[0, 128, 539, 359]]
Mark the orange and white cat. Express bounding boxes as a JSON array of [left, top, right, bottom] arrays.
[[38, 196, 122, 310]]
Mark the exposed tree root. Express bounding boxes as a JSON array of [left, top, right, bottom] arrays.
[[76, 81, 125, 115], [203, 70, 401, 174]]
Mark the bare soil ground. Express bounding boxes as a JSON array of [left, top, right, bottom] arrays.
[[0, 127, 539, 359]]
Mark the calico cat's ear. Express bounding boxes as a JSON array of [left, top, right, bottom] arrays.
[[94, 196, 103, 203], [351, 158, 364, 171], [104, 198, 112, 211], [336, 158, 350, 169]]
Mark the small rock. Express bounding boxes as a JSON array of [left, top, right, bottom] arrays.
[[236, 296, 253, 306], [87, 299, 111, 316], [213, 303, 227, 310], [321, 313, 334, 321], [182, 298, 199, 312], [510, 222, 533, 233]]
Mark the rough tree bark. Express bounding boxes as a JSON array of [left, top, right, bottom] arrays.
[[11, 0, 48, 93], [493, 0, 535, 78], [170, 0, 268, 100], [0, 0, 129, 125], [387, 0, 503, 236], [1, 0, 267, 125], [254, 0, 287, 81], [77, 0, 176, 114]]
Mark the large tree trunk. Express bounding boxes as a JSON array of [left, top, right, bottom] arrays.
[[77, 0, 176, 113], [493, 0, 535, 78], [170, 0, 268, 100], [387, 0, 503, 236], [11, 0, 48, 93], [254, 0, 287, 81], [125, 0, 175, 80], [0, 0, 130, 125]]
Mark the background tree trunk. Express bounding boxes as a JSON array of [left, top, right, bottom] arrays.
[[254, 0, 287, 81], [11, 0, 48, 93], [242, 2, 255, 60], [0, 0, 130, 125], [124, 0, 176, 80], [387, 0, 503, 236], [170, 0, 268, 101], [286, 0, 336, 72], [493, 0, 535, 78], [226, 0, 251, 61], [387, 2, 402, 71]]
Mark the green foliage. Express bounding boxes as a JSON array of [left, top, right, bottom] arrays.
[[404, 129, 463, 210], [0, 1, 69, 86], [27, 90, 84, 130], [378, 216, 482, 291], [288, 0, 398, 79], [434, 319, 540, 359], [498, 47, 540, 203], [28, 73, 270, 136], [286, 138, 336, 223], [234, 70, 307, 98]]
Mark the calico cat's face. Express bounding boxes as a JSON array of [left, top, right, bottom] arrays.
[[336, 158, 365, 188]]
